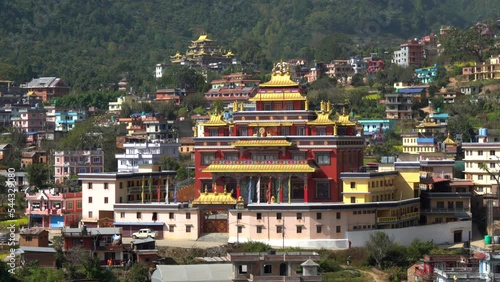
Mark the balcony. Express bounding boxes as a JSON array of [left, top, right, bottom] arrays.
[[401, 212, 419, 220], [421, 208, 470, 214], [26, 208, 66, 215], [377, 216, 397, 223]]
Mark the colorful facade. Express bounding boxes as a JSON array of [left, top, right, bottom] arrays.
[[11, 107, 47, 133], [392, 40, 424, 67], [20, 77, 70, 102], [25, 189, 82, 228], [169, 33, 235, 67], [54, 110, 87, 132], [194, 62, 364, 204], [53, 150, 104, 184]]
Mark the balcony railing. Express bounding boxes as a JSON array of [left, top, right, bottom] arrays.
[[421, 208, 470, 213], [377, 216, 397, 223]]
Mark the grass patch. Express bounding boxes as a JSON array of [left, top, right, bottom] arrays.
[[0, 217, 29, 228], [322, 269, 363, 282]]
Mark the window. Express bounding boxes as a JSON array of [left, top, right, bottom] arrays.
[[437, 201, 444, 208], [264, 265, 272, 274], [276, 225, 283, 233], [456, 201, 464, 209], [276, 213, 282, 220], [67, 202, 73, 209], [88, 197, 92, 203], [316, 181, 331, 199], [136, 212, 142, 219], [238, 127, 248, 136], [351, 197, 356, 203], [79, 168, 86, 173], [336, 226, 341, 233], [292, 153, 305, 160], [264, 103, 272, 110], [186, 225, 192, 233], [296, 226, 302, 233], [169, 225, 175, 232], [492, 175, 496, 181], [77, 202, 82, 208], [350, 182, 356, 189], [224, 153, 239, 160], [104, 197, 108, 204], [336, 212, 341, 219], [257, 213, 262, 220], [316, 127, 326, 136], [237, 213, 242, 220], [239, 265, 248, 274], [316, 213, 322, 220], [478, 150, 483, 156], [93, 168, 100, 173], [209, 129, 218, 136], [88, 183, 93, 189], [316, 225, 322, 233], [315, 153, 330, 165], [56, 157, 60, 162], [281, 127, 290, 136], [297, 213, 302, 220], [201, 153, 215, 165], [186, 212, 191, 219], [119, 182, 123, 189], [296, 127, 305, 136], [491, 163, 496, 169], [104, 183, 108, 190], [490, 150, 496, 156], [169, 212, 174, 219], [88, 211, 93, 218], [237, 226, 242, 233], [25, 236, 32, 242], [93, 157, 100, 163], [256, 226, 262, 233], [478, 175, 483, 180], [153, 212, 158, 221]]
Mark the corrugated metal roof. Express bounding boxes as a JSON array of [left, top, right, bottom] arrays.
[[19, 246, 56, 253], [151, 264, 232, 282]]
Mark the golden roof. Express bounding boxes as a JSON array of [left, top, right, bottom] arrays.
[[335, 107, 357, 126], [231, 139, 291, 147], [223, 50, 234, 58], [249, 92, 306, 102], [27, 91, 36, 96], [202, 112, 229, 127], [259, 62, 298, 88], [416, 115, 439, 128], [203, 160, 316, 173], [443, 132, 457, 146], [170, 51, 183, 59], [192, 189, 236, 205], [308, 100, 335, 125], [192, 33, 214, 43]]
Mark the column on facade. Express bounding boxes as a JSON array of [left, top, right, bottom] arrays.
[[279, 176, 283, 203], [236, 178, 241, 199], [303, 174, 309, 203]]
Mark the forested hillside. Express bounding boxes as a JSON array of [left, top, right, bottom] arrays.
[[0, 0, 499, 91]]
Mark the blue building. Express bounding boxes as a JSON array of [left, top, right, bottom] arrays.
[[415, 64, 446, 84], [55, 111, 87, 132], [358, 119, 396, 145]]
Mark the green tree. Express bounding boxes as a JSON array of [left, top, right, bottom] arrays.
[[441, 26, 496, 62], [25, 163, 49, 189], [315, 33, 354, 62], [124, 262, 150, 282], [350, 73, 364, 87], [366, 231, 395, 269], [0, 260, 17, 282]]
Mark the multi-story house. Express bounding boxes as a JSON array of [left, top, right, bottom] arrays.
[[358, 119, 396, 144], [325, 60, 354, 82], [415, 64, 445, 84], [78, 166, 177, 229], [155, 88, 186, 105], [204, 73, 260, 107], [21, 150, 48, 166], [462, 55, 500, 81], [349, 56, 366, 74], [115, 115, 179, 172], [385, 92, 414, 120], [366, 58, 384, 73], [11, 107, 47, 133], [20, 77, 70, 102], [434, 87, 463, 104], [55, 110, 87, 132], [463, 128, 500, 198], [61, 226, 126, 266], [392, 40, 424, 67], [25, 188, 82, 228], [44, 105, 56, 140], [108, 95, 136, 114], [53, 150, 104, 184]]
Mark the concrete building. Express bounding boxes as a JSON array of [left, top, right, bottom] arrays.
[[11, 107, 47, 133], [55, 110, 87, 132], [25, 189, 82, 228], [108, 95, 136, 114], [462, 128, 500, 198], [204, 73, 260, 107], [392, 40, 424, 67], [20, 77, 70, 102], [54, 150, 104, 184]]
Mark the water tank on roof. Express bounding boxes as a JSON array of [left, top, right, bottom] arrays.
[[479, 128, 488, 136]]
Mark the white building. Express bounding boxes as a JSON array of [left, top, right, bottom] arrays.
[[116, 142, 180, 172], [463, 128, 500, 197], [78, 167, 177, 228], [155, 63, 168, 79]]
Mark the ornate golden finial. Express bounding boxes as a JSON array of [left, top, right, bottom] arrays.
[[223, 185, 227, 194], [320, 101, 325, 112], [238, 196, 244, 202], [447, 131, 451, 138], [305, 99, 309, 110], [327, 101, 331, 112], [271, 196, 276, 203], [233, 101, 238, 112], [193, 126, 198, 137], [342, 107, 347, 116], [334, 125, 338, 136], [204, 187, 208, 195], [239, 102, 244, 112]]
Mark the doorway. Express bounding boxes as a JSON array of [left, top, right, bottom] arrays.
[[454, 230, 462, 243]]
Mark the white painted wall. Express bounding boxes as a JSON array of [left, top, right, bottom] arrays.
[[347, 221, 472, 247]]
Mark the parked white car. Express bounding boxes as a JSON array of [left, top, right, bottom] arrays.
[[132, 228, 156, 239]]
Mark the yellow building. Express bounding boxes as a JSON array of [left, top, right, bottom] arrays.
[[169, 33, 235, 67]]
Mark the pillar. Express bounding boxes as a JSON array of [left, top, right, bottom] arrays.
[[236, 178, 241, 199], [279, 177, 283, 203], [303, 175, 309, 203]]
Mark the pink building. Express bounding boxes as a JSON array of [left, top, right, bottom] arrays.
[[54, 150, 104, 184], [11, 107, 47, 133], [25, 189, 82, 228]]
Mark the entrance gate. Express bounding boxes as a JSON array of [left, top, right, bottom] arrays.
[[203, 210, 228, 233]]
